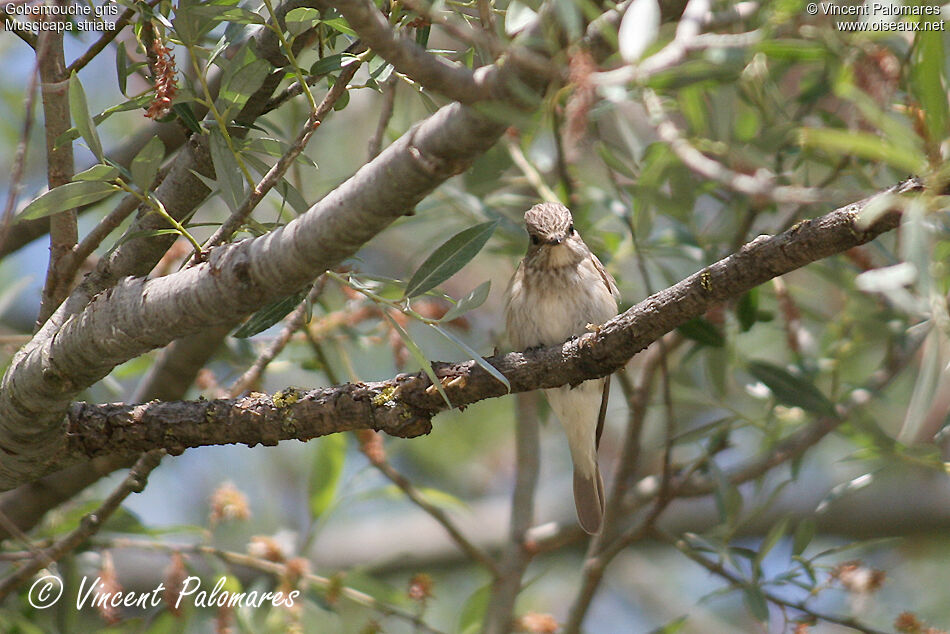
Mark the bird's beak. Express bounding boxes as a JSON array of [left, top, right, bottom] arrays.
[[547, 236, 563, 246]]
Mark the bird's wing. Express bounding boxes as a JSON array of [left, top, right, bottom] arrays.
[[590, 252, 620, 302], [596, 377, 609, 449]]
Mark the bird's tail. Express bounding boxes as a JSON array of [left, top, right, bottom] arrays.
[[573, 463, 605, 535]]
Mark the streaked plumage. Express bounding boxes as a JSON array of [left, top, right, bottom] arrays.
[[505, 202, 619, 534]]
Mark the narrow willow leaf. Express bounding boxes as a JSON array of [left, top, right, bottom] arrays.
[[233, 290, 307, 338], [747, 361, 837, 417], [115, 41, 129, 96], [209, 128, 245, 212], [736, 289, 758, 332], [321, 16, 356, 37], [648, 616, 688, 634], [68, 73, 103, 160], [814, 471, 875, 514], [431, 324, 510, 392], [173, 103, 202, 134], [743, 586, 769, 622], [310, 53, 343, 75], [910, 29, 949, 146], [404, 221, 498, 298], [457, 583, 492, 634], [309, 434, 346, 518], [441, 280, 490, 323], [792, 518, 815, 556], [55, 94, 156, 148], [799, 128, 926, 175], [131, 136, 165, 191], [72, 164, 118, 182], [286, 6, 319, 35], [18, 181, 115, 220], [383, 312, 451, 408], [217, 47, 271, 119], [756, 517, 789, 567], [415, 24, 431, 47], [189, 4, 265, 25], [677, 317, 725, 347]]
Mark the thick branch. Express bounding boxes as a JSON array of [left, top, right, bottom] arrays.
[[0, 98, 510, 490], [51, 180, 914, 470]]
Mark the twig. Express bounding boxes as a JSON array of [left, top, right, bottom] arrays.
[[362, 444, 501, 576], [482, 392, 540, 634], [196, 57, 365, 258], [0, 6, 37, 47], [50, 179, 919, 468], [65, 0, 164, 74], [89, 536, 446, 633], [333, 0, 490, 103], [367, 76, 397, 160], [227, 277, 327, 397], [0, 451, 163, 601], [504, 136, 559, 203], [654, 528, 890, 634], [0, 45, 41, 253], [643, 90, 822, 205], [35, 24, 78, 329]]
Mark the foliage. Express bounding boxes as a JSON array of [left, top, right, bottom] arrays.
[[0, 0, 949, 632]]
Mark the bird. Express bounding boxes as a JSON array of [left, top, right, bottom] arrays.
[[505, 202, 620, 534]]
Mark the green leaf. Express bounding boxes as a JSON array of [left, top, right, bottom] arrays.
[[404, 221, 498, 298], [321, 16, 356, 37], [677, 317, 725, 347], [799, 128, 926, 175], [309, 434, 346, 518], [131, 136, 165, 191], [441, 280, 490, 322], [72, 164, 119, 182], [286, 6, 319, 35], [756, 517, 789, 567], [55, 94, 154, 148], [910, 28, 949, 147], [216, 47, 271, 119], [431, 324, 510, 392], [68, 73, 103, 161], [382, 312, 451, 408], [814, 471, 875, 514], [18, 181, 116, 220], [736, 289, 758, 332], [648, 616, 688, 634], [414, 24, 431, 48], [209, 128, 245, 212], [173, 103, 202, 134], [191, 4, 265, 24], [747, 361, 837, 417], [792, 518, 815, 557], [742, 585, 769, 622], [310, 53, 346, 76], [709, 460, 742, 525], [115, 41, 129, 96], [457, 583, 492, 634], [232, 290, 307, 338]]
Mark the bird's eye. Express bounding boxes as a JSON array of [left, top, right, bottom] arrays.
[[530, 234, 540, 245], [567, 223, 575, 235]]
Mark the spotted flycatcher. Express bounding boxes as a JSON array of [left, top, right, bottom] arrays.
[[505, 202, 620, 534]]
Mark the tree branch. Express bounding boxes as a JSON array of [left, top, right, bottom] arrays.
[[20, 178, 916, 485], [0, 451, 163, 602]]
